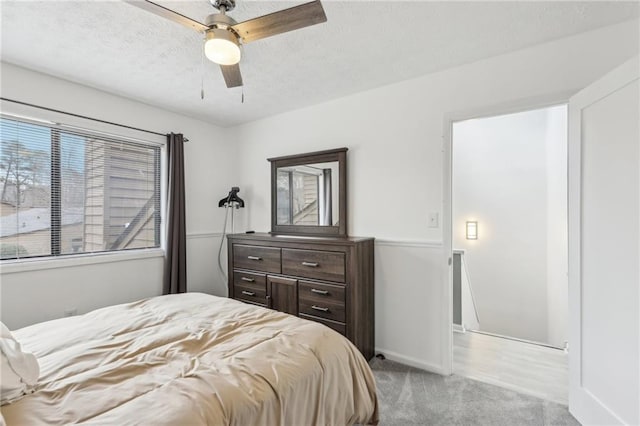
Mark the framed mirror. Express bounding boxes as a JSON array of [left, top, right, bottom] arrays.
[[268, 148, 347, 237]]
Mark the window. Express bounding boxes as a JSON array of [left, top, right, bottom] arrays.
[[276, 168, 320, 226], [0, 117, 161, 260]]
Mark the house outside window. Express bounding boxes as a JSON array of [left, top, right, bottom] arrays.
[[0, 117, 161, 260], [276, 168, 320, 226]]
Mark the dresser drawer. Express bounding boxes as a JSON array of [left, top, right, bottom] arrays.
[[300, 313, 346, 336], [298, 280, 345, 305], [233, 271, 266, 290], [282, 249, 345, 283], [234, 282, 267, 306], [299, 294, 346, 323], [233, 244, 281, 274]]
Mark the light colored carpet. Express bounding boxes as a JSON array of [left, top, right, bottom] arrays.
[[369, 358, 580, 426]]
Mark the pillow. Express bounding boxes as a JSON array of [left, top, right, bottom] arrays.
[[0, 321, 39, 405], [0, 322, 12, 339]]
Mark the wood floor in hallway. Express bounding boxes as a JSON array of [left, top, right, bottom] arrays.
[[453, 330, 569, 405]]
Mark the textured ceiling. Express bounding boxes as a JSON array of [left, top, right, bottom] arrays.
[[1, 1, 638, 127]]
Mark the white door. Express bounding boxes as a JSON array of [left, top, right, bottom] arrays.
[[568, 56, 639, 425]]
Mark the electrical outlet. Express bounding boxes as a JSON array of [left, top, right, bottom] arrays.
[[428, 212, 439, 228], [64, 308, 78, 317]]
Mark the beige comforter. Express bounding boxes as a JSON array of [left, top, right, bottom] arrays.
[[1, 293, 378, 425]]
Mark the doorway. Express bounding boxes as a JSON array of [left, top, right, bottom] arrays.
[[448, 104, 569, 403]]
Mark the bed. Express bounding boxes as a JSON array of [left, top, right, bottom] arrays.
[[1, 293, 378, 425]]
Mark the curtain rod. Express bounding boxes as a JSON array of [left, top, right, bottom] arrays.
[[0, 97, 189, 142]]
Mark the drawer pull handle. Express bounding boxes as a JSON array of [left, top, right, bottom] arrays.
[[241, 291, 256, 296], [302, 262, 319, 267], [311, 305, 329, 312], [310, 288, 329, 295], [247, 256, 262, 261], [241, 277, 255, 282]]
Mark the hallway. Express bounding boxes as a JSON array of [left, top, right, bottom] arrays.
[[453, 331, 568, 405]]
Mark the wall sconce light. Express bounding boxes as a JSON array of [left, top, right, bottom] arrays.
[[466, 221, 478, 240]]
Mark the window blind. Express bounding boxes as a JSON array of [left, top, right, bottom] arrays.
[[0, 117, 161, 260]]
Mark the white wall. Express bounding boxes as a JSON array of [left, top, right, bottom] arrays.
[[452, 105, 567, 347], [545, 106, 569, 349], [0, 63, 237, 329], [232, 20, 638, 372]]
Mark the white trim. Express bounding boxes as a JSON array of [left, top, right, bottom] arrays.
[[375, 347, 447, 375], [443, 91, 576, 124], [442, 111, 454, 376], [467, 328, 565, 350], [0, 248, 164, 274], [186, 232, 224, 239], [184, 235, 443, 247], [569, 57, 639, 109], [567, 68, 583, 400], [441, 92, 573, 377], [374, 238, 442, 249], [159, 144, 168, 253], [452, 323, 466, 333]]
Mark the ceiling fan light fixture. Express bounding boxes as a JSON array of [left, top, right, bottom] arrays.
[[127, 0, 327, 88], [204, 28, 241, 66]]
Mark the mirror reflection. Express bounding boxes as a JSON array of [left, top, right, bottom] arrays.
[[276, 162, 339, 226]]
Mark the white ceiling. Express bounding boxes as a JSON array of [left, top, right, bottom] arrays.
[[1, 1, 638, 127]]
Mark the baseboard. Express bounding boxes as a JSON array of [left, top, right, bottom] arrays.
[[452, 323, 465, 333], [374, 347, 447, 375]]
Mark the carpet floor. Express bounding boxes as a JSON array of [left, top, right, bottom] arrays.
[[369, 358, 580, 426]]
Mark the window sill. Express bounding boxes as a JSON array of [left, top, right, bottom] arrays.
[[0, 248, 165, 275]]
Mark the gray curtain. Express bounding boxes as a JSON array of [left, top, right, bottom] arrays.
[[163, 133, 187, 294]]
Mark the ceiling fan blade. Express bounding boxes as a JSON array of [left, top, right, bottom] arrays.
[[220, 64, 243, 88], [123, 0, 209, 33], [231, 0, 326, 44]]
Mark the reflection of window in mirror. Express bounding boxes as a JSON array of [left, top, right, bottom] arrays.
[[276, 164, 336, 226], [276, 170, 291, 224]]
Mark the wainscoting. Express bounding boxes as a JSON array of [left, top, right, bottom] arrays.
[[373, 239, 447, 374], [187, 234, 450, 374], [186, 232, 227, 297]]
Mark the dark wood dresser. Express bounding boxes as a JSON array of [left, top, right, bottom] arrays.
[[227, 233, 375, 360]]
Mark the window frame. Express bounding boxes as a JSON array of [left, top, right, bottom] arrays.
[[0, 113, 167, 265]]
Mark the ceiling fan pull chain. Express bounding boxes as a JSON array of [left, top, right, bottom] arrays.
[[242, 87, 244, 104], [200, 41, 206, 100]]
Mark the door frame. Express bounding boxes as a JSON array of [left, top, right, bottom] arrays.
[[441, 91, 574, 375]]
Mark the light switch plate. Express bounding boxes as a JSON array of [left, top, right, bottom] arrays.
[[428, 212, 439, 228]]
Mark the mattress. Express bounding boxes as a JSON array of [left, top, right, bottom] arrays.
[[1, 293, 378, 425]]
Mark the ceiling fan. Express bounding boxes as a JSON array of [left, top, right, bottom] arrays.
[[125, 0, 327, 88]]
